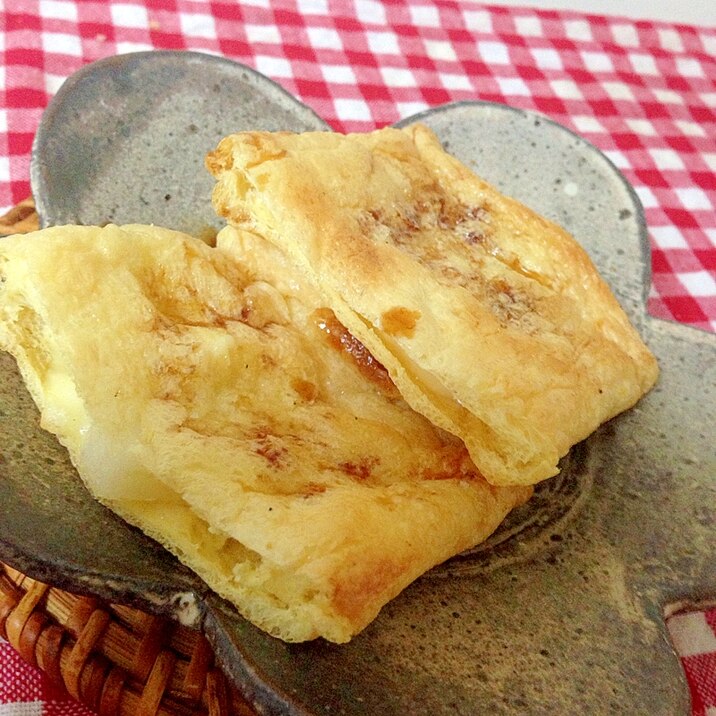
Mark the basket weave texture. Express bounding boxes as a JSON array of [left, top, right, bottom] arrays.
[[0, 201, 257, 716]]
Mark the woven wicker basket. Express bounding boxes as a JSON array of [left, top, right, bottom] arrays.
[[0, 201, 256, 716]]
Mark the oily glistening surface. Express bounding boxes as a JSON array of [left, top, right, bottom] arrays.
[[0, 222, 529, 643], [208, 124, 659, 487]]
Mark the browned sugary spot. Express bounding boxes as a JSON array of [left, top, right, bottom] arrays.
[[464, 230, 485, 245], [400, 208, 420, 232], [438, 198, 488, 229], [420, 445, 482, 482], [255, 441, 287, 466], [380, 306, 421, 338], [301, 482, 327, 496], [250, 426, 271, 440], [292, 378, 318, 402], [485, 276, 538, 328], [311, 308, 399, 398], [250, 425, 287, 467], [491, 277, 515, 301], [337, 456, 380, 481]]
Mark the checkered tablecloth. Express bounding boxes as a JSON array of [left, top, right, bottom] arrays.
[[0, 1, 714, 714]]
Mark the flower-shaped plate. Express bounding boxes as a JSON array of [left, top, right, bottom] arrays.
[[0, 51, 713, 715]]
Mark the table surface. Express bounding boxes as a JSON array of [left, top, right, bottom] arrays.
[[0, 1, 714, 715]]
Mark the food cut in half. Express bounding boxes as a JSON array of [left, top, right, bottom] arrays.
[[208, 125, 659, 486], [0, 223, 531, 643]]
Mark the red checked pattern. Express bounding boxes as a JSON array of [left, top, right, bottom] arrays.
[[0, 1, 714, 715]]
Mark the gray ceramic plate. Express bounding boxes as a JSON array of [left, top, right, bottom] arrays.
[[1, 51, 713, 715]]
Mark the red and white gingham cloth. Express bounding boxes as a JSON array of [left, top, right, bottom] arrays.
[[0, 1, 714, 714]]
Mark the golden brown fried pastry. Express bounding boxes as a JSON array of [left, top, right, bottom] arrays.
[[208, 125, 659, 486], [0, 224, 530, 643]]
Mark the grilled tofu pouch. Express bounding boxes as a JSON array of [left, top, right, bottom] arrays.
[[208, 124, 658, 487], [0, 223, 530, 643]]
